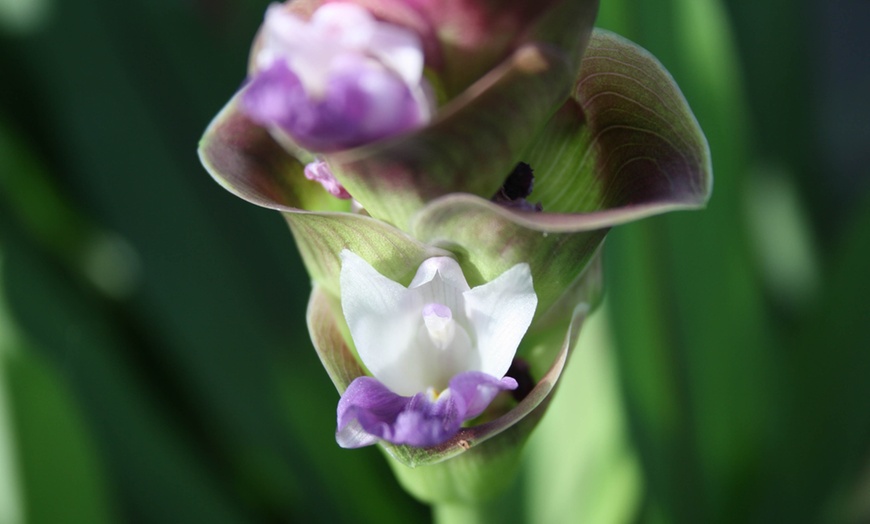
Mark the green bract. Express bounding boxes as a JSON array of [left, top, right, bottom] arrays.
[[199, 0, 711, 501]]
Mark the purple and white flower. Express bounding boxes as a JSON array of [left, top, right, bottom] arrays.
[[242, 2, 431, 153], [336, 250, 538, 448]]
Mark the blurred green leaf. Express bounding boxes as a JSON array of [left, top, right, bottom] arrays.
[[783, 194, 870, 523], [0, 274, 25, 524], [2, 348, 115, 524], [1, 237, 256, 524], [598, 0, 783, 522], [523, 307, 642, 524], [0, 119, 95, 268], [0, 245, 114, 524], [0, 0, 50, 34]]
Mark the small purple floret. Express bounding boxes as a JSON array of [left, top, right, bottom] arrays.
[[422, 302, 451, 319], [304, 160, 351, 199], [243, 59, 425, 152], [336, 372, 518, 448]]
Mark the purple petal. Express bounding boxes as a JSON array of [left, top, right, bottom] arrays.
[[303, 60, 424, 149], [391, 392, 465, 448], [337, 372, 517, 448], [337, 376, 466, 448], [242, 61, 308, 131], [337, 377, 410, 448], [242, 58, 425, 152], [448, 371, 518, 420]]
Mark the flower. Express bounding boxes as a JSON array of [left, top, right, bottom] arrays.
[[199, 0, 711, 505], [336, 250, 537, 448], [242, 3, 430, 153], [199, 2, 712, 470], [241, 2, 431, 199]]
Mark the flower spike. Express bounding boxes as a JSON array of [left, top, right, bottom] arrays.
[[199, 0, 711, 501]]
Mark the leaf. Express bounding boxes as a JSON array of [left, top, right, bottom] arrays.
[[286, 211, 450, 298], [2, 348, 115, 524], [519, 29, 711, 229], [1, 238, 254, 524], [334, 28, 713, 236], [198, 90, 348, 214], [329, 42, 576, 230], [785, 194, 870, 521], [306, 286, 367, 393]]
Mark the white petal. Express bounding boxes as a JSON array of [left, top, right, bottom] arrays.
[[407, 268, 479, 391], [340, 250, 421, 395], [255, 3, 427, 106], [409, 257, 470, 291], [257, 5, 306, 69], [368, 24, 424, 86], [310, 3, 375, 49], [463, 264, 537, 378], [259, 5, 334, 94]]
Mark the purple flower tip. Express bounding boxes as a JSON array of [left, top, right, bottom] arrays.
[[304, 160, 351, 199], [336, 372, 517, 448]]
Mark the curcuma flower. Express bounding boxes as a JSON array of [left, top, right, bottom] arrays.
[[199, 0, 712, 502], [336, 251, 536, 448], [241, 3, 431, 198], [243, 3, 430, 153]]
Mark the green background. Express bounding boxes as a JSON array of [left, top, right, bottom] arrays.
[[1, 0, 868, 522]]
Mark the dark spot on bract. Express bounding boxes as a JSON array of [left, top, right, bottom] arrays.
[[505, 357, 535, 402], [492, 162, 543, 211]]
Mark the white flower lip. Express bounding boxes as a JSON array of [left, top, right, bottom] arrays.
[[339, 250, 538, 397]]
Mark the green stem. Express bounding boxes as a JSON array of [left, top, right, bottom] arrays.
[[388, 452, 526, 524], [432, 502, 490, 524]]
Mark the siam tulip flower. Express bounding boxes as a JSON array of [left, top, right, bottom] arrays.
[[241, 3, 431, 196], [199, 0, 712, 504], [336, 251, 537, 448], [243, 3, 430, 152]]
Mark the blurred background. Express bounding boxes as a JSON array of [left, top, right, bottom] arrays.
[[0, 0, 868, 522]]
